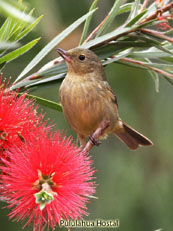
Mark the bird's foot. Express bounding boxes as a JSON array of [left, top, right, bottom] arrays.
[[89, 134, 101, 146]]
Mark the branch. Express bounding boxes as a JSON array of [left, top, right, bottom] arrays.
[[90, 3, 173, 49], [140, 0, 151, 12], [120, 57, 173, 79], [140, 3, 173, 24], [140, 28, 173, 43], [82, 120, 110, 153], [83, 10, 112, 44]]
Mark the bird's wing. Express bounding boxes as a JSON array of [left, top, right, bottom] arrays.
[[103, 81, 118, 107]]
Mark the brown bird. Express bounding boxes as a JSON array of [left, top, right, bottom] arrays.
[[57, 48, 153, 150]]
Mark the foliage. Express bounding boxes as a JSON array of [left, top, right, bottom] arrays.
[[0, 1, 173, 231], [10, 0, 173, 107], [0, 0, 172, 108], [0, 3, 42, 69]]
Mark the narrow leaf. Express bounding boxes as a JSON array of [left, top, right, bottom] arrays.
[[82, 27, 130, 49], [126, 0, 140, 23], [117, 3, 133, 15], [131, 47, 173, 58], [144, 63, 173, 73], [11, 80, 38, 90], [145, 57, 159, 92], [0, 38, 40, 65], [103, 48, 133, 65], [25, 94, 62, 112], [11, 74, 65, 90], [0, 1, 35, 24], [118, 59, 173, 79], [16, 15, 43, 41], [149, 70, 160, 92], [80, 0, 98, 45], [0, 18, 11, 41], [126, 9, 148, 27], [129, 33, 172, 55], [96, 0, 123, 37], [15, 9, 97, 82], [7, 9, 35, 40], [160, 57, 173, 63], [26, 74, 65, 88]]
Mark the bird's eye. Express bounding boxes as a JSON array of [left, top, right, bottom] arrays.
[[78, 54, 85, 61]]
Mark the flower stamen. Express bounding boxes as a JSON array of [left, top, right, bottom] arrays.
[[0, 130, 8, 141], [34, 170, 57, 210]]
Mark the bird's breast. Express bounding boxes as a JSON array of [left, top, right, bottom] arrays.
[[60, 76, 118, 136]]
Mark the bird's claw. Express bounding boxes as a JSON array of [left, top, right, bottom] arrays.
[[89, 134, 101, 146]]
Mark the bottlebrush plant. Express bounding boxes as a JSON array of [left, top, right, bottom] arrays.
[[0, 0, 172, 230], [0, 131, 95, 231], [0, 77, 48, 154]]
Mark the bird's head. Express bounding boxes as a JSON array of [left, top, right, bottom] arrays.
[[56, 48, 104, 76]]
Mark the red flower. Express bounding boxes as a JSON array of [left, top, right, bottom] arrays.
[[155, 0, 172, 31], [0, 131, 96, 231], [0, 78, 48, 153], [157, 15, 171, 31]]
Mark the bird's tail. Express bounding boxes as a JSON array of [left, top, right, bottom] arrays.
[[114, 121, 153, 150]]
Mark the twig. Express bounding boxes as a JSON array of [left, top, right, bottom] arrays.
[[140, 28, 173, 43], [82, 120, 110, 153], [140, 3, 173, 24], [120, 57, 173, 79], [83, 9, 112, 44], [140, 0, 150, 13], [90, 3, 173, 49]]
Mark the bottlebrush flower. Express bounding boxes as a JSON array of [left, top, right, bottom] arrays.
[[0, 77, 48, 154], [155, 0, 172, 31], [156, 15, 171, 31], [0, 131, 96, 231]]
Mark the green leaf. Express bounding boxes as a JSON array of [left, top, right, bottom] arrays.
[[25, 94, 62, 112], [11, 80, 38, 90], [8, 9, 35, 40], [11, 73, 65, 90], [126, 9, 148, 27], [145, 58, 159, 92], [0, 0, 35, 24], [103, 48, 133, 65], [128, 33, 172, 55], [149, 70, 160, 92], [160, 56, 173, 63], [82, 27, 130, 49], [15, 9, 97, 82], [20, 40, 136, 85], [26, 74, 65, 87], [131, 47, 173, 58], [126, 0, 141, 23], [136, 19, 157, 28], [96, 0, 123, 37], [145, 62, 173, 71], [0, 38, 40, 65], [36, 63, 67, 78], [118, 59, 173, 79], [80, 0, 98, 45], [117, 3, 133, 15], [0, 18, 11, 41], [16, 15, 43, 41]]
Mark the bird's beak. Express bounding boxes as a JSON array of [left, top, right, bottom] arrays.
[[56, 48, 72, 63]]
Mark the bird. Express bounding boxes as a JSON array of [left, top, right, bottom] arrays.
[[57, 47, 153, 150]]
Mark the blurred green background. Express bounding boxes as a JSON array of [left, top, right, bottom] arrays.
[[0, 0, 173, 230]]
